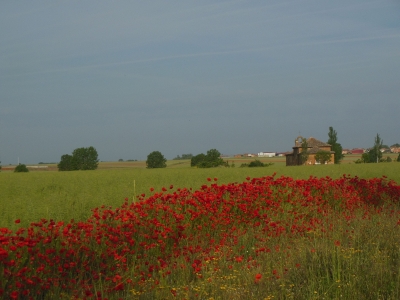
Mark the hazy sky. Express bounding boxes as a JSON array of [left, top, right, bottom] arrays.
[[1, 0, 400, 164]]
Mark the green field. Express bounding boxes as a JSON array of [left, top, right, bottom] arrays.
[[2, 161, 400, 299], [1, 160, 400, 230]]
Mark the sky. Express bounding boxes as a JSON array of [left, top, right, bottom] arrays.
[[1, 0, 400, 165]]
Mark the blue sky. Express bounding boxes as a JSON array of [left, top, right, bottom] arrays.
[[1, 0, 400, 164]]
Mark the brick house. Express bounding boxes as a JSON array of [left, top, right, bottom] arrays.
[[286, 136, 335, 166]]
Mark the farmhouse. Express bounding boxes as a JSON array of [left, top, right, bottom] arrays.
[[286, 136, 335, 166]]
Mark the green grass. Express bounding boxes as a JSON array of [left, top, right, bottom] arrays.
[[1, 161, 399, 230]]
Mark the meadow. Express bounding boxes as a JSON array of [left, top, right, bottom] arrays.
[[2, 160, 400, 230], [1, 161, 400, 299]]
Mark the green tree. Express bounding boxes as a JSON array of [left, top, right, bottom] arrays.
[[58, 154, 76, 171], [300, 139, 309, 165], [191, 149, 225, 168], [327, 127, 344, 164], [58, 146, 99, 171], [146, 151, 167, 168], [315, 150, 332, 164], [204, 149, 224, 167], [397, 153, 400, 162], [368, 134, 383, 163], [72, 146, 99, 170], [361, 153, 370, 163], [14, 164, 29, 172], [191, 153, 206, 167]]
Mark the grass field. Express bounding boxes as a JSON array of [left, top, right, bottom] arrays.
[[1, 160, 399, 231]]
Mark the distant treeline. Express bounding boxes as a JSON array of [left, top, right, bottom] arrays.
[[173, 154, 193, 160]]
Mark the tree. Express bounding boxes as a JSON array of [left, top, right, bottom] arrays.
[[361, 153, 370, 163], [300, 138, 309, 165], [58, 154, 75, 171], [327, 127, 344, 164], [191, 153, 206, 167], [72, 146, 99, 170], [58, 146, 99, 171], [315, 150, 332, 164], [14, 164, 29, 172], [397, 153, 400, 162], [368, 134, 383, 163], [146, 151, 167, 168], [191, 149, 225, 168]]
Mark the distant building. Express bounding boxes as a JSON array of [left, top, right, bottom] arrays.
[[391, 147, 400, 153], [351, 148, 364, 154], [286, 136, 335, 166], [342, 149, 351, 155], [234, 153, 256, 158], [258, 152, 276, 157]]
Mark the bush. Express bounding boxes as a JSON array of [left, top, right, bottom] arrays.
[[14, 164, 29, 172], [240, 160, 273, 168], [249, 160, 265, 167]]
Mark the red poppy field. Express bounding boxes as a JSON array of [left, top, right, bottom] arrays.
[[1, 174, 400, 299]]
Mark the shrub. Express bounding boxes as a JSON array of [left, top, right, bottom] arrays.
[[249, 160, 265, 167], [14, 164, 29, 172]]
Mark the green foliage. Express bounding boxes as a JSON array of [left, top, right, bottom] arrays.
[[249, 160, 269, 167], [239, 160, 273, 168], [354, 153, 370, 164], [300, 139, 309, 165], [368, 134, 383, 163], [398, 153, 400, 162], [382, 156, 392, 163], [191, 154, 205, 167], [327, 127, 344, 164], [58, 147, 99, 171], [146, 151, 167, 168], [14, 164, 29, 172], [58, 154, 75, 171], [315, 150, 332, 164], [191, 149, 225, 168]]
